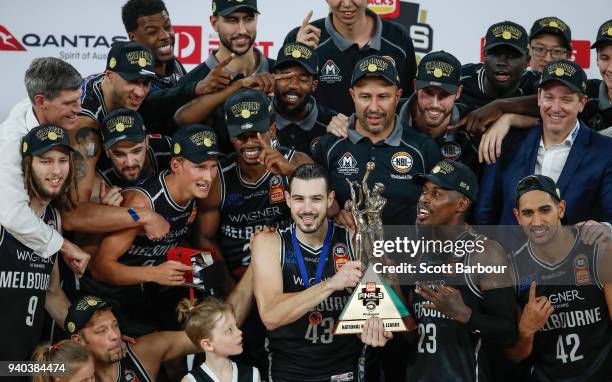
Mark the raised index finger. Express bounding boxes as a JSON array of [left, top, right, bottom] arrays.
[[301, 10, 313, 28], [257, 132, 272, 149], [217, 53, 235, 68]]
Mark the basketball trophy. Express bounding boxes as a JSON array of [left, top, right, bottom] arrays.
[[334, 162, 410, 334]]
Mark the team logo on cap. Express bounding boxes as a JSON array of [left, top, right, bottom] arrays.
[[359, 57, 389, 73], [106, 115, 136, 134], [391, 152, 413, 173], [174, 143, 181, 154], [491, 24, 523, 40], [283, 43, 312, 59], [115, 123, 126, 132], [547, 61, 576, 78], [109, 57, 117, 68], [75, 296, 102, 311], [212, 1, 216, 12], [67, 322, 76, 333], [48, 131, 58, 140], [190, 130, 217, 147], [126, 51, 153, 68], [432, 165, 441, 173], [22, 142, 28, 153], [231, 101, 260, 119], [35, 125, 65, 142], [425, 61, 455, 79], [599, 21, 612, 37], [538, 17, 568, 31]]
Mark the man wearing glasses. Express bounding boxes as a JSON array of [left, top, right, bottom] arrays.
[[528, 17, 573, 72]]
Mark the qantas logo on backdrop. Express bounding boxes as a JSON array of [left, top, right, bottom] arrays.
[[0, 25, 26, 51], [0, 24, 126, 51]]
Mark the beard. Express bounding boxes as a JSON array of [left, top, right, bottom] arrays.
[[219, 33, 255, 56], [32, 171, 66, 200]]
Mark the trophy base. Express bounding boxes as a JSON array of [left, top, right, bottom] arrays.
[[334, 318, 407, 335]]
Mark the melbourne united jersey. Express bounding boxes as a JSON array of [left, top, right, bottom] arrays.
[[186, 361, 259, 382], [268, 222, 362, 381], [96, 134, 172, 188], [216, 149, 294, 271], [79, 73, 107, 125], [406, 230, 490, 382], [118, 343, 153, 382], [513, 228, 612, 382], [0, 206, 58, 361]]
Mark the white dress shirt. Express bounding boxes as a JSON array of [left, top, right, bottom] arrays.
[[535, 121, 580, 183], [0, 98, 64, 257]]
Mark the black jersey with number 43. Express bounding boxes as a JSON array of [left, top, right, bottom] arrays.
[[407, 230, 491, 382], [513, 228, 612, 382], [0, 206, 58, 361], [267, 222, 362, 382]]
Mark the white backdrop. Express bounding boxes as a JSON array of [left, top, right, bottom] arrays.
[[1, 0, 610, 120]]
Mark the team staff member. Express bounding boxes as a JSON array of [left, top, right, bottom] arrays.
[[252, 164, 390, 382], [508, 175, 612, 381], [273, 42, 337, 154], [583, 19, 612, 136], [66, 295, 199, 382], [0, 125, 75, 363], [86, 125, 221, 336], [400, 160, 516, 382], [459, 21, 540, 111], [528, 17, 573, 72], [313, 55, 440, 225], [476, 60, 612, 226], [285, 0, 416, 115], [399, 51, 478, 171]]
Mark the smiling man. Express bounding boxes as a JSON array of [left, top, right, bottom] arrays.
[[459, 21, 540, 111], [477, 59, 612, 226], [86, 125, 221, 336]]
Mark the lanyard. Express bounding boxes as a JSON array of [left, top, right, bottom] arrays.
[[291, 219, 333, 288]]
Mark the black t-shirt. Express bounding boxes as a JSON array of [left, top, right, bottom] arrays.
[[0, 206, 58, 361], [580, 80, 612, 133], [313, 117, 441, 225], [513, 228, 612, 382], [96, 134, 172, 188], [79, 73, 107, 125], [458, 63, 541, 111], [284, 9, 417, 115], [274, 96, 336, 155]]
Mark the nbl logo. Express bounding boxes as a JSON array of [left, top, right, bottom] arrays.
[[173, 25, 202, 65], [358, 282, 384, 311]]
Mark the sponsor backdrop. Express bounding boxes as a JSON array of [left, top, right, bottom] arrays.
[[1, 0, 609, 119]]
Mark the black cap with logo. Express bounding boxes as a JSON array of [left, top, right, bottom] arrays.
[[484, 21, 529, 55], [225, 89, 272, 138], [212, 0, 258, 17], [415, 51, 461, 94], [101, 108, 147, 149], [106, 41, 156, 81], [274, 42, 319, 76], [515, 174, 561, 207], [22, 124, 73, 157], [530, 17, 572, 51], [65, 295, 118, 334], [351, 55, 400, 87], [591, 19, 612, 49], [171, 124, 223, 164], [412, 160, 479, 202], [539, 59, 587, 94]]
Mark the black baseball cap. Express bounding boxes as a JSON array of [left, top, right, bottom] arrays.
[[351, 55, 400, 87], [212, 0, 258, 16], [65, 295, 118, 334], [101, 108, 147, 149], [106, 41, 156, 81], [530, 17, 572, 51], [591, 19, 612, 49], [484, 21, 529, 55], [415, 51, 461, 94], [515, 175, 561, 208], [412, 160, 479, 202], [274, 42, 319, 76], [539, 59, 587, 94], [22, 124, 73, 156], [171, 124, 223, 164], [225, 89, 272, 138]]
